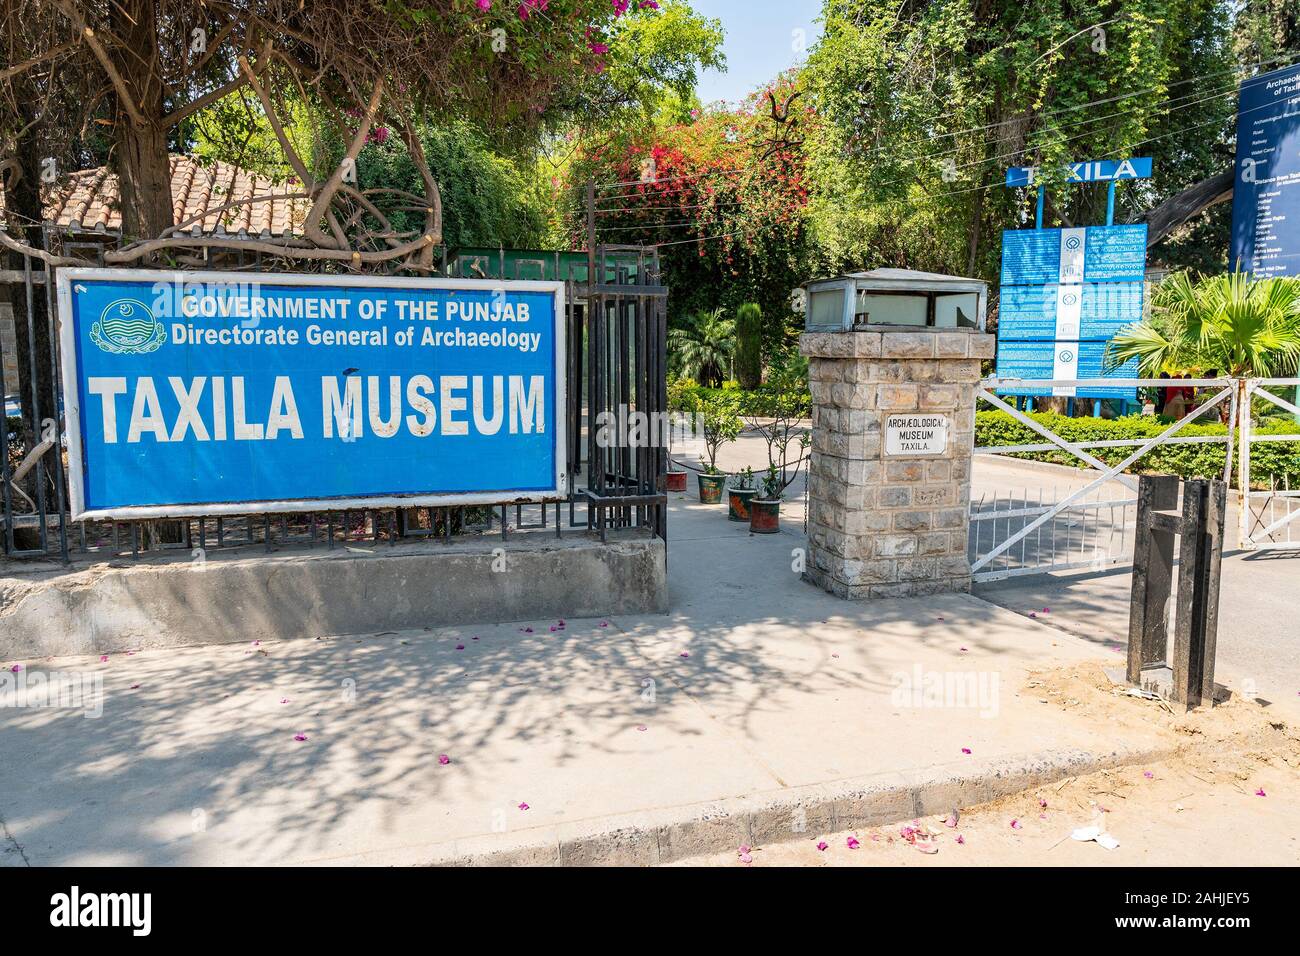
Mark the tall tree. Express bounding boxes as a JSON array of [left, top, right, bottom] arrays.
[[0, 0, 661, 262], [801, 1, 1238, 283]]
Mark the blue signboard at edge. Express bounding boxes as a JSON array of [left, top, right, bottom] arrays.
[[56, 269, 566, 519], [1230, 62, 1300, 277]]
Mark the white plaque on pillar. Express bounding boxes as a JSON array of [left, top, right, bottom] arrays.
[[885, 414, 949, 456]]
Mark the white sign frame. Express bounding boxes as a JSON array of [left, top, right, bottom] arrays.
[[884, 414, 950, 457], [56, 267, 568, 521]]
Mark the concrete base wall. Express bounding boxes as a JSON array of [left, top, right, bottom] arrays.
[[0, 531, 667, 658]]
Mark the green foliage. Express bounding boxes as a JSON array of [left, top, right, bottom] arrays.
[[694, 392, 743, 473], [801, 1, 1237, 282], [1108, 272, 1300, 377], [668, 308, 736, 386], [735, 302, 763, 389], [357, 120, 552, 249], [577, 0, 726, 132], [730, 465, 756, 490], [975, 410, 1300, 487]]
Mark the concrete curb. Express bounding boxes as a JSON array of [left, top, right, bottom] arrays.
[[304, 741, 1175, 867]]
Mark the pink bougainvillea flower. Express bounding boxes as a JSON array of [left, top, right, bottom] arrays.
[[518, 802, 530, 811], [738, 843, 751, 854], [1143, 771, 1154, 779], [1010, 819, 1022, 830], [477, 0, 491, 9], [9, 664, 22, 673], [679, 651, 689, 658], [956, 834, 965, 845], [960, 646, 968, 652], [846, 836, 860, 849], [438, 754, 450, 765], [1038, 798, 1048, 808], [816, 841, 828, 851], [549, 626, 557, 632], [635, 724, 647, 732], [961, 747, 972, 755], [99, 655, 109, 663], [1028, 612, 1037, 619], [937, 616, 945, 622], [251, 640, 261, 646], [523, 627, 533, 633], [293, 733, 308, 742], [738, 851, 752, 864], [130, 683, 141, 690], [455, 643, 465, 650], [831, 653, 839, 659], [1256, 788, 1267, 797], [472, 636, 480, 641], [279, 697, 290, 704], [599, 621, 609, 627]]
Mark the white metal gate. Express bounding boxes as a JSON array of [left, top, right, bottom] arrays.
[[970, 377, 1240, 582], [1238, 378, 1300, 551]]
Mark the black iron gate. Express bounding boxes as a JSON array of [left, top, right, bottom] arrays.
[[1, 235, 667, 561]]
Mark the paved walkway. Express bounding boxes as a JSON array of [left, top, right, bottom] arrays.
[[3, 495, 1169, 866]]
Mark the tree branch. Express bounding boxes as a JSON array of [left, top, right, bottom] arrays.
[[50, 0, 145, 126], [163, 38, 273, 128]]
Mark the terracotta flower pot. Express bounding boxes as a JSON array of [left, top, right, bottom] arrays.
[[728, 487, 758, 521], [666, 470, 688, 492], [749, 498, 780, 533], [697, 473, 726, 504]]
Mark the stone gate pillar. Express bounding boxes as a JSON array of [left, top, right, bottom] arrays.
[[800, 328, 995, 599]]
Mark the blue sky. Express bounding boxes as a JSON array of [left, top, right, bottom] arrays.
[[689, 0, 825, 107]]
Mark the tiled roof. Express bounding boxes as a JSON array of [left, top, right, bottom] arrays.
[[3, 155, 306, 238]]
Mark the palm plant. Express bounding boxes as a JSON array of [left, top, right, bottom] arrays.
[[1107, 272, 1300, 378], [668, 308, 735, 387]]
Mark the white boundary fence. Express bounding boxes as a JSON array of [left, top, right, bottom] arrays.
[[1239, 379, 1300, 551], [970, 377, 1300, 581]]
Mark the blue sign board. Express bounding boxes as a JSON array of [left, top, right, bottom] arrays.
[[1005, 157, 1153, 188], [1000, 225, 1147, 285], [1230, 63, 1300, 276], [997, 224, 1146, 399], [994, 340, 1138, 398], [56, 269, 566, 519]]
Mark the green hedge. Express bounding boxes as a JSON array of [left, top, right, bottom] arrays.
[[975, 410, 1300, 487]]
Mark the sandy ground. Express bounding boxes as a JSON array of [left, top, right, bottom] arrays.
[[672, 662, 1300, 867]]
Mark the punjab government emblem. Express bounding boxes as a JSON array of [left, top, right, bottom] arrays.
[[90, 298, 166, 355]]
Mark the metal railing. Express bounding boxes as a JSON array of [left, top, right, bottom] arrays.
[[970, 377, 1300, 580]]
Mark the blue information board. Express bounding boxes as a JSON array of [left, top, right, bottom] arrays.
[[56, 269, 566, 519], [994, 340, 1138, 398], [1230, 63, 1300, 276], [998, 223, 1145, 400]]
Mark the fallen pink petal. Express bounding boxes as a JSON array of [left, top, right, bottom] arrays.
[[518, 802, 530, 811], [816, 841, 828, 851], [293, 733, 308, 742], [1010, 819, 1022, 830], [1256, 788, 1267, 797], [846, 836, 860, 849], [961, 747, 972, 754], [438, 754, 450, 765]]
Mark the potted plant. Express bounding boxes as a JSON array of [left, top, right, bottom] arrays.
[[746, 352, 812, 533], [695, 394, 741, 503], [750, 466, 784, 533], [727, 467, 758, 521]]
